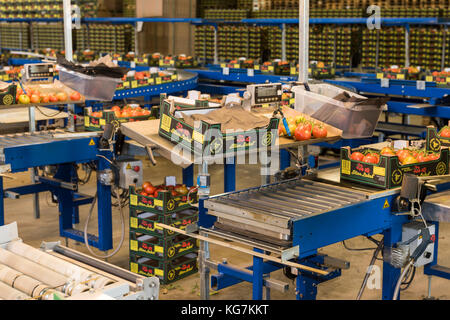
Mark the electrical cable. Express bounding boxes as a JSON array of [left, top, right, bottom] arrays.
[[342, 240, 377, 251], [35, 106, 63, 118], [400, 266, 416, 291], [83, 186, 125, 260], [356, 238, 384, 300], [393, 260, 414, 300]]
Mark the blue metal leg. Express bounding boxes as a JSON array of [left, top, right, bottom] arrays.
[[182, 165, 194, 187], [224, 157, 236, 193], [252, 248, 264, 300], [280, 149, 291, 170], [0, 176, 4, 226], [96, 154, 113, 251], [296, 272, 318, 300], [382, 223, 403, 300]]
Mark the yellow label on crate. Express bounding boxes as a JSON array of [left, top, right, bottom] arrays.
[[170, 60, 175, 66], [130, 263, 138, 274], [308, 68, 312, 73], [130, 240, 138, 251], [193, 131, 204, 143], [130, 217, 138, 229], [234, 64, 240, 68], [268, 66, 274, 72], [2, 75, 8, 81], [377, 73, 384, 79], [144, 58, 148, 63], [171, 75, 177, 80], [426, 76, 433, 82], [131, 81, 138, 88], [341, 160, 351, 175], [100, 119, 106, 126], [156, 77, 162, 85], [161, 114, 172, 132], [446, 77, 450, 83], [123, 81, 130, 88], [154, 223, 164, 231], [374, 166, 386, 177], [290, 67, 297, 75], [84, 117, 90, 127], [130, 194, 138, 207], [254, 65, 260, 70], [396, 74, 405, 80], [154, 199, 164, 207], [220, 63, 226, 68], [289, 98, 296, 105], [155, 269, 164, 277], [148, 78, 154, 85], [155, 245, 164, 253]]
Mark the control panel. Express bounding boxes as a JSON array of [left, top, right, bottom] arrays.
[[402, 221, 435, 267], [22, 63, 55, 83], [118, 160, 143, 189]]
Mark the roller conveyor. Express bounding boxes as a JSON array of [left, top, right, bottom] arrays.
[[204, 178, 370, 246]]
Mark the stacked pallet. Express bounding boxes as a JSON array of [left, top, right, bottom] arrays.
[[204, 9, 249, 20], [128, 184, 199, 284], [32, 23, 65, 51], [0, 23, 30, 50], [194, 25, 216, 61], [410, 26, 444, 70], [75, 24, 135, 54]]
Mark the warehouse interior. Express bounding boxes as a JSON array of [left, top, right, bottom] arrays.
[[0, 0, 449, 302]]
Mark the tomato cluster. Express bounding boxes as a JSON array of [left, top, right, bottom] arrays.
[[90, 105, 151, 119], [351, 146, 441, 166], [138, 181, 197, 198], [16, 87, 81, 105], [278, 116, 328, 141], [439, 126, 450, 138]]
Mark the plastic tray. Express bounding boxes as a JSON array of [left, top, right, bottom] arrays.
[[59, 67, 122, 101], [292, 83, 386, 139]]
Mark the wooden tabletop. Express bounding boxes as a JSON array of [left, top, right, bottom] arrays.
[[122, 117, 342, 168]]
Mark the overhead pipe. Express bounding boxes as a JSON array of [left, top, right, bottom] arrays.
[[6, 241, 115, 289], [0, 247, 89, 296]]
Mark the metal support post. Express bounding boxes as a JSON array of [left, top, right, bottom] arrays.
[[224, 157, 236, 193], [28, 106, 40, 219], [213, 25, 219, 65], [199, 230, 211, 300], [252, 248, 264, 300], [382, 224, 403, 300], [375, 29, 380, 69], [299, 0, 310, 83], [281, 24, 287, 61], [95, 153, 113, 251], [296, 271, 318, 300], [280, 149, 291, 171], [405, 24, 410, 68]]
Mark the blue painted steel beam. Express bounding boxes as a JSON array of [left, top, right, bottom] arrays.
[[280, 150, 291, 170], [182, 165, 194, 187], [4, 183, 51, 197], [224, 158, 236, 193], [0, 177, 3, 226], [190, 68, 297, 84]]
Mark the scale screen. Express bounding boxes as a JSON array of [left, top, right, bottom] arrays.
[[250, 84, 282, 104], [25, 63, 54, 79], [256, 86, 278, 98]]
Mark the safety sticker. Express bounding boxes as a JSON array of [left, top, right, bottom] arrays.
[[383, 199, 390, 209], [89, 139, 96, 146]]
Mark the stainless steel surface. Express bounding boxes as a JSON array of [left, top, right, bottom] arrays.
[[422, 190, 450, 222]]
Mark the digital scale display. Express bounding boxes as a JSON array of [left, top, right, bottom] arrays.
[[251, 84, 282, 104], [25, 63, 54, 79]]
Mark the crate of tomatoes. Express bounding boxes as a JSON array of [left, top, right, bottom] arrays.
[[341, 129, 449, 189], [130, 180, 198, 214], [426, 123, 450, 147], [84, 104, 153, 131]]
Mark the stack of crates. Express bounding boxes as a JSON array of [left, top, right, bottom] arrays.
[[194, 25, 215, 62], [0, 22, 30, 50], [74, 24, 135, 54], [410, 26, 444, 71], [128, 185, 199, 284], [32, 23, 65, 51]]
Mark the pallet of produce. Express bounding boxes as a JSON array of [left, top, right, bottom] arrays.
[[130, 180, 198, 214], [84, 105, 152, 131], [341, 130, 449, 189], [15, 81, 84, 105], [130, 252, 198, 284], [129, 207, 199, 238], [130, 231, 199, 261]]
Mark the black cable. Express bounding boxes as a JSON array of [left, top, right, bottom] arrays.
[[342, 240, 377, 252], [400, 266, 416, 291]]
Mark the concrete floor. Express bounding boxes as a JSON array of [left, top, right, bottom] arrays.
[[2, 156, 449, 301]]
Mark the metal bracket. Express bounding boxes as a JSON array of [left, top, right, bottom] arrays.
[[137, 277, 160, 300], [136, 21, 144, 33], [40, 241, 61, 252], [281, 245, 300, 262]]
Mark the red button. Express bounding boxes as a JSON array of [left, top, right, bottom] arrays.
[[134, 166, 140, 172], [430, 234, 436, 243]]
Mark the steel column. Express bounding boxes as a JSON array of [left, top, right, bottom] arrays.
[[252, 248, 264, 300], [182, 165, 194, 187], [0, 177, 4, 226], [224, 157, 236, 193], [96, 153, 113, 251], [280, 149, 291, 170]]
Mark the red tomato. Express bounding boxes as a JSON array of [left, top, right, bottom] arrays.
[[312, 125, 328, 139], [363, 154, 379, 164], [402, 156, 418, 165], [396, 149, 411, 163], [121, 111, 131, 118], [70, 91, 81, 101], [49, 94, 58, 103], [144, 185, 156, 195], [417, 152, 428, 163], [294, 126, 312, 141], [139, 192, 148, 197], [380, 147, 395, 156], [350, 152, 365, 161], [439, 126, 450, 138], [428, 153, 440, 161], [111, 106, 121, 112]]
